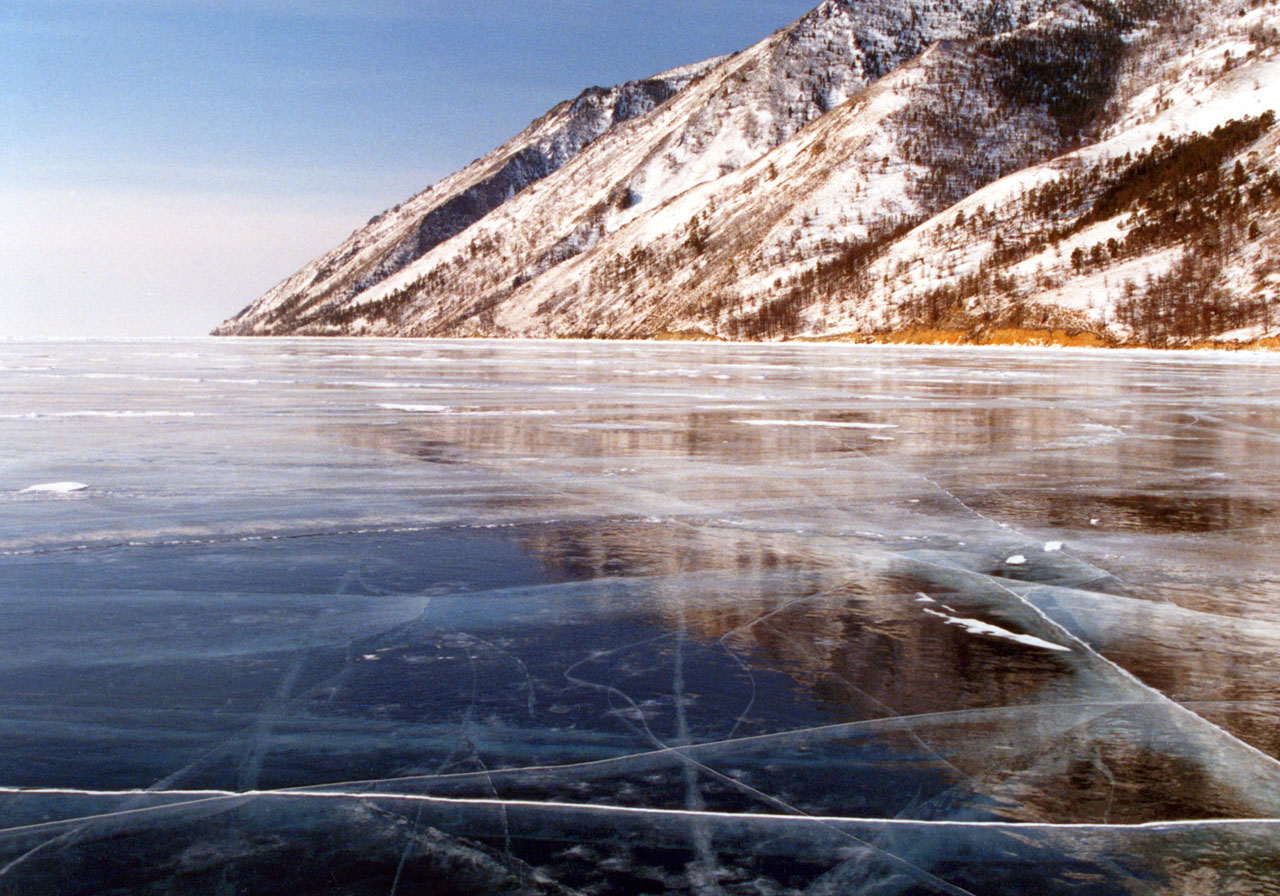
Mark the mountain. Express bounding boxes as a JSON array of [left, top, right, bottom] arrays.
[[216, 0, 1280, 347]]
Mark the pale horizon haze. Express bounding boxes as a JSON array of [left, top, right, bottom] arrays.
[[2, 1, 816, 339]]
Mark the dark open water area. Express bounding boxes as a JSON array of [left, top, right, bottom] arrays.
[[1, 338, 1279, 894]]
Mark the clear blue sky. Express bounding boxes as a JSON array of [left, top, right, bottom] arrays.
[[1, 1, 816, 338]]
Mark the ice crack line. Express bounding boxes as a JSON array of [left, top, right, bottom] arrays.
[[673, 605, 727, 896], [563, 627, 979, 896], [910, 554, 1280, 805], [157, 700, 1170, 795], [822, 428, 1280, 770], [3, 787, 1278, 838]]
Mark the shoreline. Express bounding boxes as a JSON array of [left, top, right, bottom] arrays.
[[11, 330, 1280, 354], [808, 326, 1280, 352], [648, 326, 1280, 351]]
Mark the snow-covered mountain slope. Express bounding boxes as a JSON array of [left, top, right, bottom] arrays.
[[217, 0, 1280, 346], [215, 59, 719, 330]]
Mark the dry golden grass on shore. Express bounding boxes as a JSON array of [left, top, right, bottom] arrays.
[[576, 328, 1280, 350], [834, 327, 1280, 351], [871, 327, 1117, 347]]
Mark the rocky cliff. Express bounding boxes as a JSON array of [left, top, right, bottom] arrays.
[[217, 0, 1280, 347]]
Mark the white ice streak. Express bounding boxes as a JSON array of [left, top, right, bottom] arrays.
[[0, 411, 204, 420], [922, 608, 1071, 652], [733, 419, 899, 430], [378, 404, 558, 417], [18, 482, 88, 494], [377, 403, 450, 413], [3, 785, 1278, 837]]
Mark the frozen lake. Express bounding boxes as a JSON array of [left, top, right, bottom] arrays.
[[2, 338, 1279, 894]]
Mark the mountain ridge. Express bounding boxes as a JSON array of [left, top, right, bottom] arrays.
[[217, 0, 1280, 347]]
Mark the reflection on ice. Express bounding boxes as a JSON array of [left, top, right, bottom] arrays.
[[2, 339, 1280, 893]]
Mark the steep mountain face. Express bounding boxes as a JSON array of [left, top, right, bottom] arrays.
[[217, 59, 718, 330], [217, 0, 1280, 347]]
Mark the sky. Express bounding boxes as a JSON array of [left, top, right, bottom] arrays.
[[1, 1, 817, 339]]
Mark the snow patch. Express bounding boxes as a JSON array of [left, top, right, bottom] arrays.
[[20, 481, 89, 494]]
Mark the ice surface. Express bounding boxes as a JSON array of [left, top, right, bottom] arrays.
[[2, 338, 1280, 894]]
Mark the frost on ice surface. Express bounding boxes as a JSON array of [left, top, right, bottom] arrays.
[[2, 339, 1280, 894]]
